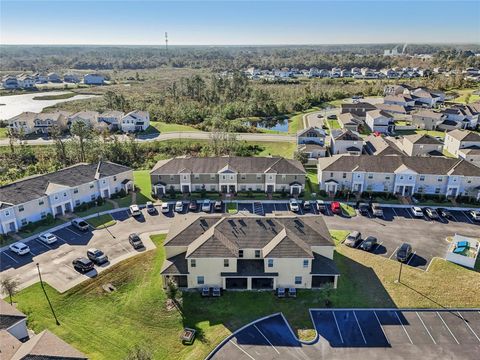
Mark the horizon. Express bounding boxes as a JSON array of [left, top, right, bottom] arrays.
[[1, 0, 479, 45]]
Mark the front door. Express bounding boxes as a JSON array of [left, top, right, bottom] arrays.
[[267, 185, 274, 193], [103, 189, 109, 198], [221, 185, 228, 193], [65, 202, 72, 213], [291, 186, 300, 195], [8, 222, 16, 232], [449, 188, 457, 197], [55, 205, 63, 215], [182, 185, 190, 193], [229, 185, 236, 193]]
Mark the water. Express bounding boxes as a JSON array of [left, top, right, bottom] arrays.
[[0, 91, 98, 120], [250, 118, 289, 132]]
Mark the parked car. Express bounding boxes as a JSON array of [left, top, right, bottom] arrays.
[[71, 218, 90, 231], [214, 200, 223, 212], [316, 114, 323, 118], [87, 248, 109, 265], [424, 207, 439, 220], [396, 243, 413, 262], [331, 201, 341, 215], [344, 231, 362, 247], [174, 201, 183, 213], [145, 201, 156, 214], [411, 206, 424, 218], [202, 199, 212, 212], [327, 114, 337, 119], [129, 204, 141, 217], [469, 209, 480, 221], [359, 236, 377, 252], [316, 200, 327, 214], [358, 203, 370, 216], [370, 203, 383, 217], [188, 200, 198, 211], [39, 232, 58, 245], [9, 242, 30, 255], [289, 198, 300, 212], [72, 257, 94, 273], [160, 202, 169, 213], [128, 233, 144, 249], [437, 208, 453, 220], [303, 200, 312, 211]]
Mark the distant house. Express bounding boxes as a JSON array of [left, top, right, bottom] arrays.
[[68, 111, 99, 128], [340, 102, 377, 118], [412, 110, 446, 130], [409, 88, 444, 107], [7, 112, 37, 135], [383, 84, 413, 96], [444, 129, 480, 157], [337, 113, 363, 132], [16, 74, 36, 89], [33, 111, 70, 134], [121, 110, 150, 132], [33, 73, 48, 84], [98, 110, 124, 131], [296, 127, 326, 146], [365, 109, 395, 133], [83, 73, 105, 85], [363, 134, 403, 156], [64, 73, 80, 83], [458, 148, 480, 168], [2, 75, 19, 89], [330, 129, 364, 155], [383, 94, 415, 107], [375, 103, 407, 115], [298, 143, 328, 160], [442, 104, 479, 130], [400, 134, 444, 157], [47, 72, 62, 82]]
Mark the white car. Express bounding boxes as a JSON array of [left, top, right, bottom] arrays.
[[202, 199, 211, 212], [174, 201, 183, 213], [129, 204, 141, 217], [289, 199, 300, 212], [39, 232, 57, 244], [9, 242, 30, 255], [469, 209, 480, 221], [160, 202, 170, 213], [411, 206, 424, 217]]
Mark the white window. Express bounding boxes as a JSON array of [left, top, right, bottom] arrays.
[[224, 259, 229, 267], [170, 175, 174, 180], [91, 194, 96, 201], [255, 250, 260, 258], [303, 259, 309, 268], [210, 174, 215, 180], [73, 188, 79, 194], [38, 199, 44, 205], [256, 174, 261, 180], [267, 259, 274, 267], [194, 174, 199, 179], [295, 276, 302, 285], [41, 211, 46, 219], [197, 276, 204, 285], [21, 218, 27, 226], [18, 205, 24, 212], [90, 183, 94, 189], [241, 174, 246, 180], [191, 259, 196, 268]]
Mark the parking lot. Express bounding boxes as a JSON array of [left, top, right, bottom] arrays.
[[0, 207, 172, 292], [209, 309, 480, 359]]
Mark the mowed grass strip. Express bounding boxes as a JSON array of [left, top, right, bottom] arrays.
[[86, 214, 116, 229], [11, 231, 480, 359], [133, 170, 154, 204]]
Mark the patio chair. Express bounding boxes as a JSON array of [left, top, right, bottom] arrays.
[[288, 288, 297, 298], [212, 287, 221, 297], [201, 287, 210, 297], [453, 246, 467, 254], [277, 288, 286, 298], [457, 241, 469, 248]]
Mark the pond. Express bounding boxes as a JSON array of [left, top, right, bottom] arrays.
[[249, 118, 289, 132], [0, 91, 98, 120]]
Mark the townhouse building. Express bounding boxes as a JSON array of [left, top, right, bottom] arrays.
[[83, 73, 105, 85], [442, 104, 480, 130], [161, 215, 339, 291], [330, 129, 364, 155], [365, 109, 395, 133], [318, 155, 480, 199], [412, 109, 446, 130], [0, 161, 133, 234], [400, 134, 443, 156], [444, 129, 480, 157], [150, 156, 306, 196], [8, 111, 70, 135]]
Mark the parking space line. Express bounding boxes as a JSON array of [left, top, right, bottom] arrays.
[[462, 211, 474, 224], [373, 311, 390, 345], [29, 248, 38, 256], [331, 311, 344, 344], [395, 311, 413, 344], [416, 312, 436, 344], [457, 311, 480, 343], [388, 247, 399, 260], [437, 312, 459, 344], [64, 227, 83, 237], [353, 311, 367, 344], [391, 207, 398, 217], [254, 324, 279, 354], [450, 213, 459, 222], [36, 239, 52, 249], [230, 340, 256, 360], [406, 251, 416, 266], [404, 208, 413, 219], [2, 251, 19, 263]]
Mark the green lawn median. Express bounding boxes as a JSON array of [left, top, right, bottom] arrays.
[[340, 203, 357, 217], [86, 214, 116, 229]]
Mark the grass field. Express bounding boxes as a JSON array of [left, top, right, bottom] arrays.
[[32, 92, 76, 101], [150, 121, 201, 133], [133, 170, 154, 204], [226, 202, 237, 214], [327, 119, 341, 129], [75, 202, 115, 217], [396, 129, 446, 139], [86, 214, 116, 229], [451, 88, 480, 104], [251, 141, 296, 158], [288, 107, 321, 134], [340, 203, 357, 217], [0, 127, 7, 139], [11, 230, 480, 359]]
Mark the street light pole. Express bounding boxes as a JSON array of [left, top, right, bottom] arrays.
[[36, 263, 60, 326], [396, 261, 403, 284]]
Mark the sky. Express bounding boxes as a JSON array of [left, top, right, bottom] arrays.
[[0, 0, 479, 45]]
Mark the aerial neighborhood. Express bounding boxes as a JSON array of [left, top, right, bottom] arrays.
[[1, 8, 480, 359]]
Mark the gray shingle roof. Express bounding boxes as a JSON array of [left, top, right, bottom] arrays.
[[320, 154, 480, 177], [0, 299, 26, 330], [403, 134, 442, 145], [447, 129, 480, 142], [150, 157, 306, 175], [0, 161, 132, 205]]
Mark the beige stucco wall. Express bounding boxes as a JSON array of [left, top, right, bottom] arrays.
[[268, 258, 312, 288]]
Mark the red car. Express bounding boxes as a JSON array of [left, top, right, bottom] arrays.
[[331, 201, 341, 214]]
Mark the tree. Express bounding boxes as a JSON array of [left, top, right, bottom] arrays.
[[124, 345, 152, 360], [294, 151, 308, 165], [70, 121, 93, 162], [0, 277, 19, 305], [50, 125, 68, 166]]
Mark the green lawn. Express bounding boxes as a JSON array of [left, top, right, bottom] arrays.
[[10, 231, 480, 359], [304, 168, 319, 199], [133, 170, 154, 204], [340, 203, 357, 217], [327, 119, 341, 129], [18, 218, 66, 239], [451, 88, 480, 104], [396, 129, 446, 139], [75, 202, 115, 217], [251, 141, 296, 159], [151, 121, 201, 133], [32, 92, 76, 101], [0, 127, 7, 139], [116, 194, 133, 208], [226, 202, 237, 214], [86, 214, 116, 229], [288, 107, 321, 134]]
